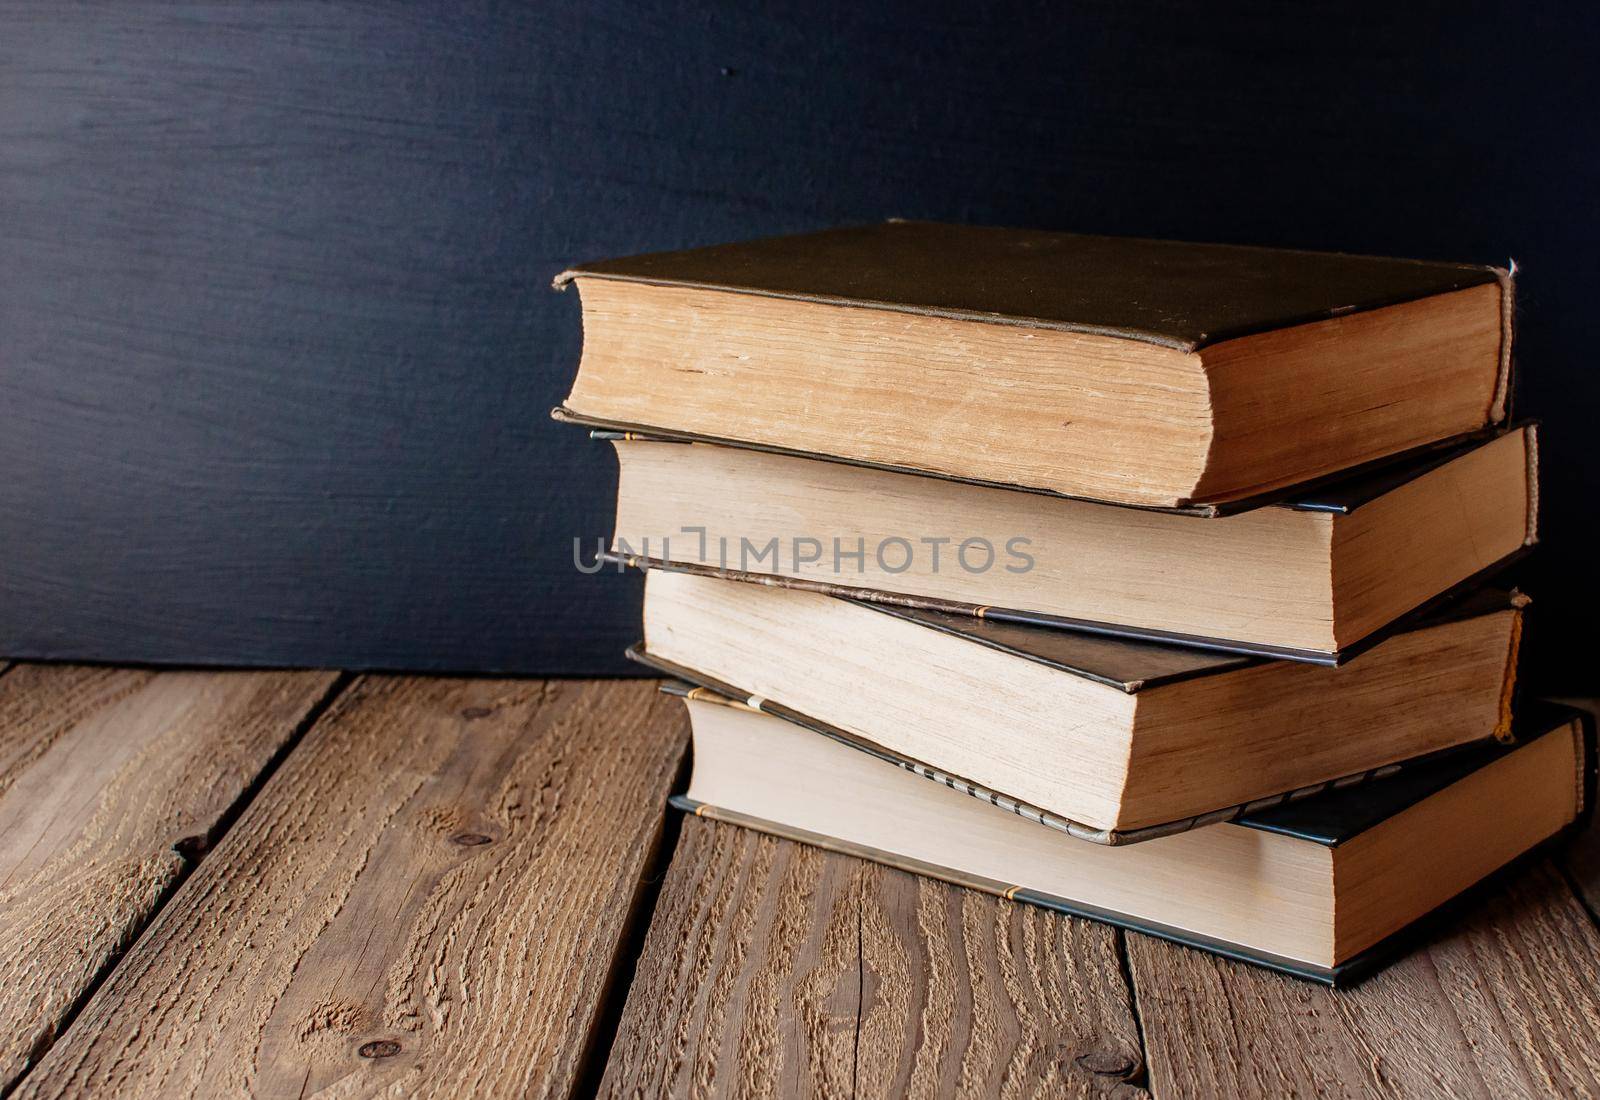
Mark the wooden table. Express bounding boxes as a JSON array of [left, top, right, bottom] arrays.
[[1, 664, 1596, 1098]]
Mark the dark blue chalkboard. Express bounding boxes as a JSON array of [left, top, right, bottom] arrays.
[[1, 2, 1594, 686]]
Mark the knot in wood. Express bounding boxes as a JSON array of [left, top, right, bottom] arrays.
[[358, 1039, 402, 1059], [1074, 1049, 1137, 1078]]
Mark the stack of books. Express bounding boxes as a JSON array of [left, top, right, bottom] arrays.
[[554, 222, 1592, 984]]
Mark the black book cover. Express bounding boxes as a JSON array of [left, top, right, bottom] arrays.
[[556, 221, 1503, 356], [854, 582, 1524, 694]]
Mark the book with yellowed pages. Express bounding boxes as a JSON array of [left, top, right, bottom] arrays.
[[669, 688, 1593, 985], [600, 424, 1536, 663], [554, 221, 1513, 512], [633, 570, 1526, 844]]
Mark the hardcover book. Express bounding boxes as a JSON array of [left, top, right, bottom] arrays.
[[555, 221, 1512, 510], [671, 692, 1593, 985], [634, 572, 1526, 842], [605, 426, 1537, 663]]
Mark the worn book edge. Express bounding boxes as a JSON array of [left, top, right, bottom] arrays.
[[646, 657, 1513, 847], [1524, 420, 1541, 543], [605, 551, 1530, 667], [557, 405, 1523, 518], [1491, 262, 1517, 423], [553, 222, 1508, 356]]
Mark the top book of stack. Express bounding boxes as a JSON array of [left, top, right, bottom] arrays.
[[554, 221, 1512, 512]]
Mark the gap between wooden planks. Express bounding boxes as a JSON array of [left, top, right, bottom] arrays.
[[600, 813, 1147, 1099], [3, 667, 1597, 1099], [1130, 857, 1600, 1099], [602, 819, 1600, 1099], [6, 672, 687, 1099], [0, 664, 341, 1093]]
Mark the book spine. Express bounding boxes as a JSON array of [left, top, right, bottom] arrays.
[[1495, 602, 1527, 744], [1492, 263, 1516, 423], [1573, 709, 1597, 828], [1523, 422, 1541, 545]]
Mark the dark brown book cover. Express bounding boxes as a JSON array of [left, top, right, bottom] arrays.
[[556, 221, 1506, 355]]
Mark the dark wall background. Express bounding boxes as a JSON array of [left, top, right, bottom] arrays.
[[1, 2, 1595, 686]]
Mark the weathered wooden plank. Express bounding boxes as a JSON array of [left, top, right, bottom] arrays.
[[15, 677, 686, 1099], [600, 815, 1145, 1099], [1129, 859, 1600, 1099], [0, 664, 339, 1092]]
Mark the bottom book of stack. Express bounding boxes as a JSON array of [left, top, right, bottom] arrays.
[[667, 685, 1593, 986]]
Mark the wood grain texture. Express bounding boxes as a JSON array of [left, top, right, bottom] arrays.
[[600, 815, 1145, 1099], [1129, 859, 1600, 1099], [14, 677, 686, 1099], [0, 664, 339, 1093]]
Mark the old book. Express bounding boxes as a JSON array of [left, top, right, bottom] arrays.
[[605, 425, 1536, 662], [673, 694, 1592, 984], [554, 221, 1512, 511], [636, 570, 1525, 840]]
